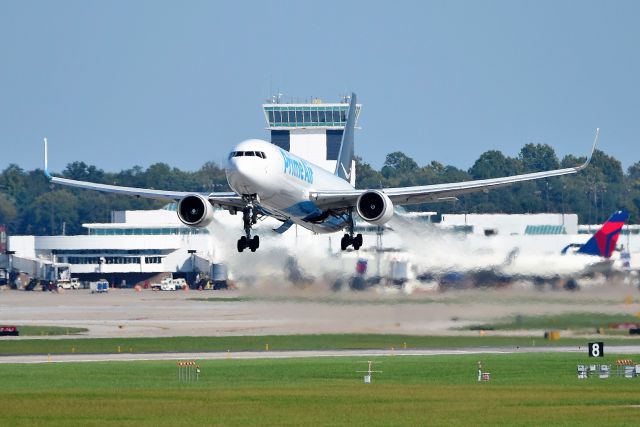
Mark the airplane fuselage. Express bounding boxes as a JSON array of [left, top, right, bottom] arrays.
[[225, 139, 354, 233]]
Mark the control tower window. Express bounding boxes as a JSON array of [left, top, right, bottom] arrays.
[[326, 109, 334, 123], [274, 111, 282, 123], [303, 109, 311, 123], [267, 111, 274, 123], [310, 110, 318, 123]]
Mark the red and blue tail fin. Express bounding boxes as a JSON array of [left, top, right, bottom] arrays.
[[577, 210, 630, 258]]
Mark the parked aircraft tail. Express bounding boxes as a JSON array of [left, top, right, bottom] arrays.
[[334, 93, 357, 182], [566, 210, 630, 258]]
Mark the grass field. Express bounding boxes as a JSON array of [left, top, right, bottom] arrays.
[[12, 326, 88, 336], [468, 312, 640, 332], [189, 293, 627, 306], [1, 333, 638, 356], [1, 353, 639, 426]]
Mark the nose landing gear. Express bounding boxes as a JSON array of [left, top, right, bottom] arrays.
[[237, 234, 259, 252], [237, 199, 260, 253]]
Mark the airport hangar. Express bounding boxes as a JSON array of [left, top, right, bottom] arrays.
[[2, 96, 638, 287]]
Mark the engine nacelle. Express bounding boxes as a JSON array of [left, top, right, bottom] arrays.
[[177, 194, 214, 227], [356, 190, 394, 225]]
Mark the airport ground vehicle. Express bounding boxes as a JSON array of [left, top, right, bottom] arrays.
[[90, 279, 109, 293], [57, 277, 81, 290], [0, 326, 18, 336], [0, 268, 8, 287], [151, 277, 187, 291]]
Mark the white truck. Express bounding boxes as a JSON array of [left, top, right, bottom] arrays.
[[151, 277, 187, 291], [57, 277, 81, 290]]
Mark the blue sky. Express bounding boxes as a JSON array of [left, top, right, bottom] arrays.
[[1, 1, 638, 173]]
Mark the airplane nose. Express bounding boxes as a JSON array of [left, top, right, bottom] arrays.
[[225, 155, 266, 194]]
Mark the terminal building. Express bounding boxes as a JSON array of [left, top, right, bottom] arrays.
[[7, 206, 216, 286]]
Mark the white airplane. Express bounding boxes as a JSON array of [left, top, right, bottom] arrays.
[[43, 93, 598, 253]]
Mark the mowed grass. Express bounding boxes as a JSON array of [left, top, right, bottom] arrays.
[[1, 334, 638, 355], [468, 312, 640, 332], [12, 326, 88, 336], [1, 353, 640, 426]]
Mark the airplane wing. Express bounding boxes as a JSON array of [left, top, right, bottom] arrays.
[[43, 139, 244, 210], [310, 129, 599, 211]]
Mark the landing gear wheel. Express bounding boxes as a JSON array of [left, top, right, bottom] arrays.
[[237, 236, 247, 253], [249, 235, 260, 252], [353, 233, 363, 250], [341, 233, 351, 251], [238, 198, 261, 253]]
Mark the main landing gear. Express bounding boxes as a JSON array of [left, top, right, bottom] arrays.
[[341, 233, 363, 251], [340, 210, 363, 251], [237, 201, 260, 253]]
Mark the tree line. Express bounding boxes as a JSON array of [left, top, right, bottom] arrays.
[[0, 143, 639, 236]]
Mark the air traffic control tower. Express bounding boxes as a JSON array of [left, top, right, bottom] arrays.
[[262, 96, 362, 186]]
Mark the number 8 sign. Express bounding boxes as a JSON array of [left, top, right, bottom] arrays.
[[588, 342, 604, 357]]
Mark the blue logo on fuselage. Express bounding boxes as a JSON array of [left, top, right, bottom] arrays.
[[279, 149, 313, 184]]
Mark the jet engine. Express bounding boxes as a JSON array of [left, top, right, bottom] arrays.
[[177, 195, 214, 227], [356, 190, 394, 225]]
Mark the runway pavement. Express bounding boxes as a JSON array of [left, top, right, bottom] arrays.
[[2, 345, 640, 364], [2, 286, 639, 338]]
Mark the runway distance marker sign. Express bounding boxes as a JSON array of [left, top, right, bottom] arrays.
[[588, 342, 604, 357]]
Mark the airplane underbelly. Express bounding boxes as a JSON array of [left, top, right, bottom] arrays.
[[263, 202, 349, 234], [258, 171, 349, 234]]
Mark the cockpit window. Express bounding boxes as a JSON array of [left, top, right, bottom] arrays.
[[229, 151, 266, 159]]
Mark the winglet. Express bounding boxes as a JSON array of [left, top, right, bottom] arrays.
[[575, 128, 599, 171], [43, 137, 52, 179]]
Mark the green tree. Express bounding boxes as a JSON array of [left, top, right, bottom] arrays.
[[194, 161, 230, 192], [469, 150, 521, 179], [519, 143, 560, 172], [381, 152, 418, 185], [23, 190, 79, 235], [0, 193, 17, 230], [355, 157, 386, 189], [63, 162, 105, 182]]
